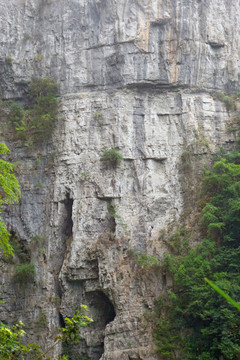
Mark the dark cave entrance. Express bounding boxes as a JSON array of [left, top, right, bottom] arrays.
[[63, 193, 73, 237], [92, 290, 116, 327], [60, 290, 116, 360], [85, 290, 116, 328], [83, 290, 116, 360], [59, 312, 65, 328]]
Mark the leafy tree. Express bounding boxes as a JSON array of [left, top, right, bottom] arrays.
[[0, 143, 20, 256], [154, 149, 240, 360], [0, 305, 93, 360]]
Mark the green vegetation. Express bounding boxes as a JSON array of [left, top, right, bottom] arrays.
[[31, 234, 46, 245], [81, 172, 89, 180], [216, 91, 236, 112], [93, 112, 103, 120], [33, 53, 43, 62], [10, 236, 30, 263], [128, 249, 161, 269], [34, 180, 43, 188], [107, 202, 119, 219], [0, 305, 93, 360], [205, 278, 240, 312], [5, 56, 13, 64], [153, 148, 240, 360], [14, 263, 36, 284], [35, 311, 48, 331], [5, 77, 59, 146], [107, 202, 127, 231], [101, 148, 123, 166], [0, 143, 21, 256]]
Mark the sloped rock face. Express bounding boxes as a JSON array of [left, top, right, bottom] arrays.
[[0, 1, 240, 359]]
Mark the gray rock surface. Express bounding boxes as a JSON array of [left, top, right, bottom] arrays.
[[0, 0, 240, 359]]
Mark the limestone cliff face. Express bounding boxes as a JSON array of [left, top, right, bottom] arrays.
[[0, 1, 240, 359]]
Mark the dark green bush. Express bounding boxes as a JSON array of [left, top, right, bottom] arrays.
[[8, 77, 59, 146], [101, 148, 123, 166], [14, 263, 36, 284]]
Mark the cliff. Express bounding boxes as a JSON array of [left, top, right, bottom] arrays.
[[0, 1, 240, 359]]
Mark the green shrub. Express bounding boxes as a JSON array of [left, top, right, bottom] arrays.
[[216, 91, 236, 112], [8, 77, 59, 146], [14, 263, 36, 284], [136, 253, 161, 268], [128, 249, 161, 268], [100, 148, 123, 166]]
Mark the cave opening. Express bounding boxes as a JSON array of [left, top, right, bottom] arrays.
[[86, 290, 116, 328], [59, 312, 65, 328], [82, 290, 116, 360], [63, 193, 73, 237], [95, 291, 116, 326]]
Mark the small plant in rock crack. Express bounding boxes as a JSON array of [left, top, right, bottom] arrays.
[[81, 172, 89, 180], [5, 56, 13, 64], [107, 203, 119, 219], [107, 203, 127, 232], [93, 112, 103, 121], [100, 148, 123, 167], [34, 181, 43, 188]]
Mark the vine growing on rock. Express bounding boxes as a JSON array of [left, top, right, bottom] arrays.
[[153, 147, 240, 360], [0, 143, 21, 256]]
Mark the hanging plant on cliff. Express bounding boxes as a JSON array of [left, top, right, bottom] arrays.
[[7, 77, 59, 147], [0, 143, 20, 256]]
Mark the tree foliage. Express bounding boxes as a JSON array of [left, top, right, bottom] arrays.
[[154, 149, 240, 360], [0, 143, 20, 256], [0, 305, 93, 360]]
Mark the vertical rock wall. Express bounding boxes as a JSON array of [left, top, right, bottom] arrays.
[[0, 1, 240, 359]]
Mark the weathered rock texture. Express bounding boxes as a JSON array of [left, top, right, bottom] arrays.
[[0, 1, 240, 359]]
